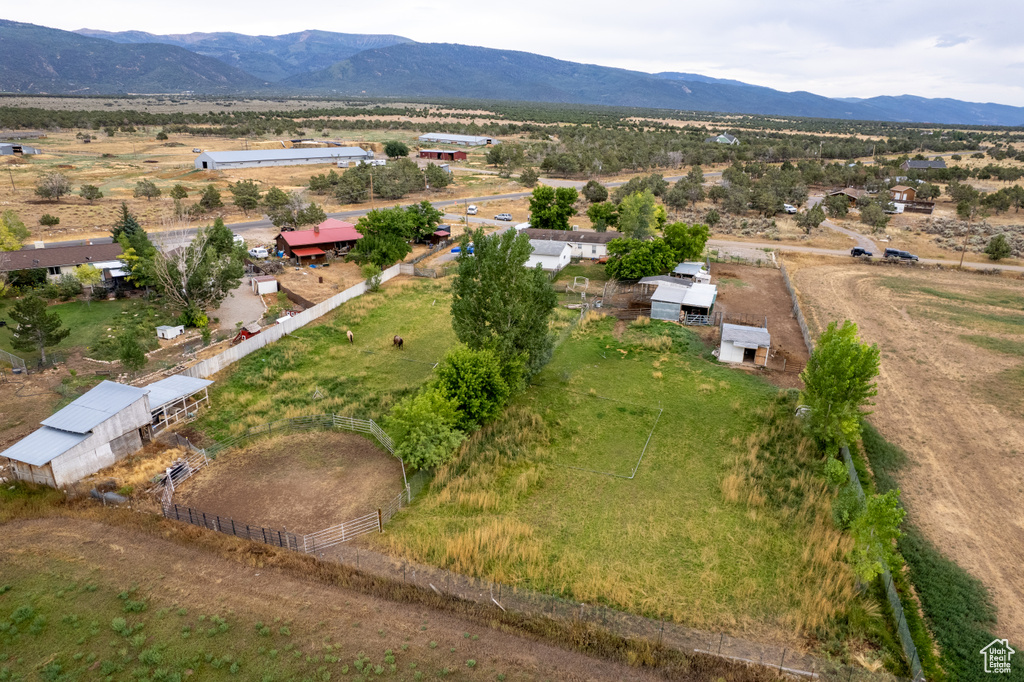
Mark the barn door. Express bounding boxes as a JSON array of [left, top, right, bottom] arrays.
[[754, 346, 768, 366]]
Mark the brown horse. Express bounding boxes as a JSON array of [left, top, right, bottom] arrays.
[[346, 330, 354, 344], [393, 335, 404, 350]]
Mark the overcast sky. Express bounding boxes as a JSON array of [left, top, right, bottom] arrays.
[[8, 0, 1024, 106]]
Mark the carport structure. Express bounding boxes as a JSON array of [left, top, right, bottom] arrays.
[[146, 375, 214, 434]]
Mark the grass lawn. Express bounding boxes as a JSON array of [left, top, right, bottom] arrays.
[[378, 316, 860, 639], [0, 297, 174, 364], [197, 278, 458, 440]]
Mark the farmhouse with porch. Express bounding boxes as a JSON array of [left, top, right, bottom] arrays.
[[275, 219, 363, 264]]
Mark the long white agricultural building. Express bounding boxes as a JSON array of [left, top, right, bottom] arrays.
[[195, 147, 373, 170]]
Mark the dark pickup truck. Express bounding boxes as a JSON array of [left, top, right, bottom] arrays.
[[851, 247, 873, 257], [883, 248, 919, 262]]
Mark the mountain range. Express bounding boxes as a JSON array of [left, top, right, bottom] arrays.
[[0, 19, 1020, 126]]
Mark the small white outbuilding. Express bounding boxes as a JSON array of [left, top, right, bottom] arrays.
[[156, 325, 185, 340], [526, 240, 571, 272], [719, 323, 771, 366], [252, 275, 278, 295]]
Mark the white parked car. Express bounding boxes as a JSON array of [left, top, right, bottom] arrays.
[[494, 213, 513, 221], [248, 246, 269, 259], [514, 222, 531, 231], [232, 233, 245, 246], [466, 205, 478, 215], [783, 204, 797, 214]]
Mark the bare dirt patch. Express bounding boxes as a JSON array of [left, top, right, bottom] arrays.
[[173, 431, 405, 534], [791, 262, 1024, 642], [710, 263, 809, 387]]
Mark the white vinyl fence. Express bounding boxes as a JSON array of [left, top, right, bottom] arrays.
[[180, 263, 402, 380]]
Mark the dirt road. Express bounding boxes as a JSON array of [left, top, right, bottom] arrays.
[[791, 263, 1024, 642]]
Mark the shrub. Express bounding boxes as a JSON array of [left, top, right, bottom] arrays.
[[831, 483, 863, 530], [39, 214, 60, 227], [361, 263, 382, 292], [435, 346, 511, 429], [824, 457, 847, 487], [386, 388, 467, 470]]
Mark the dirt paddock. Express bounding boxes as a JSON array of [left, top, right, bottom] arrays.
[[709, 263, 809, 388], [173, 430, 405, 535]]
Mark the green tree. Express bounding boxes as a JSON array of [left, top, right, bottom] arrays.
[[849, 490, 906, 583], [334, 166, 371, 204], [984, 233, 1012, 260], [582, 180, 608, 203], [361, 263, 383, 292], [133, 179, 161, 201], [705, 209, 721, 228], [518, 168, 539, 186], [795, 205, 827, 234], [450, 227, 557, 381], [424, 163, 451, 189], [118, 328, 147, 375], [198, 184, 223, 211], [0, 210, 30, 252], [528, 186, 578, 230], [604, 238, 677, 279], [586, 202, 618, 232], [385, 388, 466, 469], [383, 140, 410, 157], [373, 158, 426, 200], [8, 294, 70, 365], [117, 226, 158, 290], [72, 264, 102, 288], [665, 166, 706, 210], [617, 190, 658, 240], [405, 200, 445, 242], [800, 320, 880, 448], [79, 184, 104, 202], [34, 172, 71, 202], [228, 180, 261, 216], [350, 207, 414, 268], [267, 192, 323, 230], [169, 184, 188, 200], [110, 202, 143, 241], [435, 345, 511, 429], [39, 214, 60, 227], [823, 195, 849, 219], [859, 203, 889, 233], [663, 222, 709, 262], [263, 186, 290, 211], [155, 131, 168, 141], [152, 220, 244, 324]]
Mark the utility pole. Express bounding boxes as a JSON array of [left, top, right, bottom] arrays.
[[7, 167, 15, 193], [959, 224, 970, 268]]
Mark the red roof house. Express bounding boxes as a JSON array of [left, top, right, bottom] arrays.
[[275, 219, 363, 261]]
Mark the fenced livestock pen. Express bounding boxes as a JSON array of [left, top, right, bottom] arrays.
[[0, 349, 27, 375], [158, 414, 423, 552]]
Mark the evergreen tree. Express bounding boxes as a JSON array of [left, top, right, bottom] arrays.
[[9, 294, 70, 365], [110, 202, 143, 241]]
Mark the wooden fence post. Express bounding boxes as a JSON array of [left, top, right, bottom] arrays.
[[377, 508, 383, 533]]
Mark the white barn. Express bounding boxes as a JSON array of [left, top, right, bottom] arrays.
[[1, 382, 151, 488], [526, 240, 571, 272], [417, 133, 499, 146], [719, 323, 771, 366], [521, 228, 617, 260], [195, 147, 372, 170]]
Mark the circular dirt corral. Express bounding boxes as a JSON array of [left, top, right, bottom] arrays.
[[173, 431, 404, 534]]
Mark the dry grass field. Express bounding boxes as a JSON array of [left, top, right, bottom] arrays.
[[787, 257, 1024, 643]]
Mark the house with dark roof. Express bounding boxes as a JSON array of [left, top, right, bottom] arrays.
[[0, 243, 126, 281], [827, 188, 869, 205], [275, 219, 363, 263], [900, 159, 947, 171]]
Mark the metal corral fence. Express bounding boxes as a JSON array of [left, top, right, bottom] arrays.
[[842, 446, 925, 682], [159, 414, 411, 551], [162, 503, 301, 550], [180, 263, 403, 380], [0, 349, 27, 375], [708, 249, 779, 268]]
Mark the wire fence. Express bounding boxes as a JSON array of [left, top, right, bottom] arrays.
[[0, 349, 27, 374], [842, 446, 925, 682], [158, 414, 410, 550]]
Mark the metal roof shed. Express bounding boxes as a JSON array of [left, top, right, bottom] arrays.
[[2, 381, 152, 488], [650, 284, 686, 321], [719, 323, 771, 366], [145, 375, 213, 434]]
